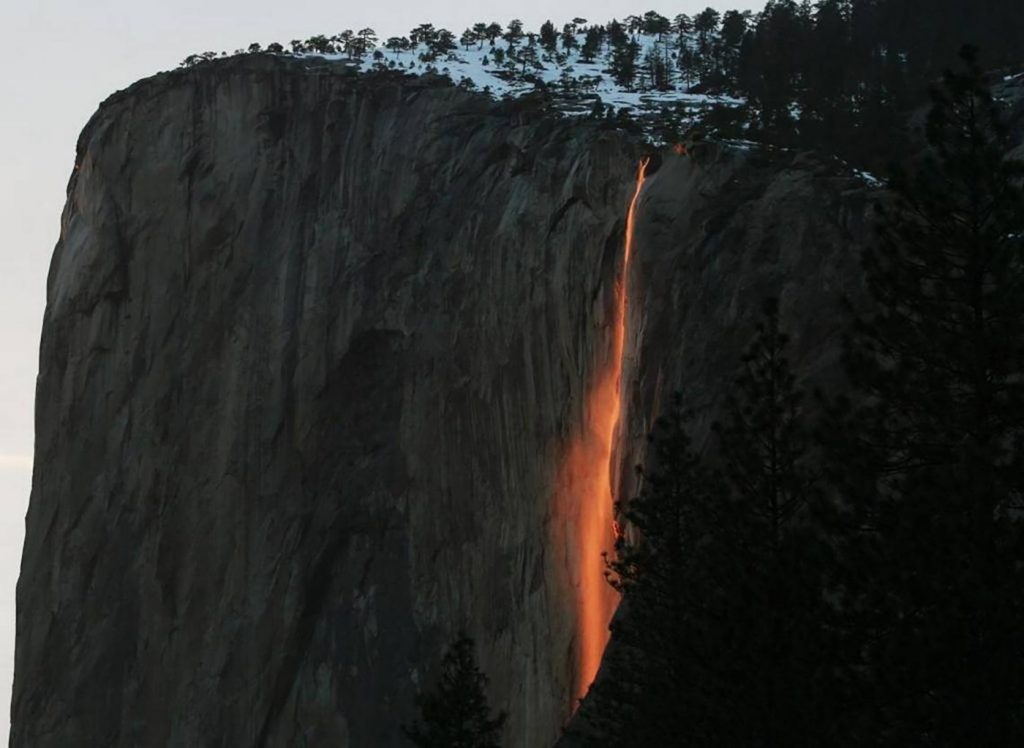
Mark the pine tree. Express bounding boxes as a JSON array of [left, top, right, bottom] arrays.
[[832, 46, 1024, 743], [539, 20, 558, 53], [716, 299, 815, 550], [385, 37, 411, 57], [710, 299, 840, 745], [472, 23, 488, 49], [609, 37, 640, 89], [743, 0, 808, 134], [560, 24, 578, 54], [606, 19, 627, 47], [579, 27, 602, 63], [641, 11, 671, 39], [799, 0, 851, 144], [409, 23, 437, 48], [351, 28, 377, 58], [598, 399, 720, 745], [484, 23, 503, 45], [403, 635, 507, 748], [503, 19, 523, 48], [642, 49, 671, 92], [593, 303, 837, 745], [673, 13, 693, 44], [719, 10, 749, 87], [693, 7, 721, 48]]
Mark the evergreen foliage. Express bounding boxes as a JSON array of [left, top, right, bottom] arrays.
[[578, 50, 1024, 745], [609, 36, 640, 89], [178, 2, 1024, 169], [827, 46, 1024, 743], [539, 20, 558, 54], [600, 399, 717, 745], [594, 302, 838, 745], [403, 635, 507, 748]]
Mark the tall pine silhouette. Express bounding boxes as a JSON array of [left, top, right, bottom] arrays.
[[833, 46, 1024, 744], [593, 302, 834, 745], [403, 635, 506, 748]]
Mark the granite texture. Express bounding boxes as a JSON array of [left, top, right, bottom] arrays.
[[12, 55, 873, 746]]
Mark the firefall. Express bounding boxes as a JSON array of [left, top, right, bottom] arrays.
[[559, 157, 650, 704]]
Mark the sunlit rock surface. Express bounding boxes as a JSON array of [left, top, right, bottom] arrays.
[[13, 55, 873, 746]]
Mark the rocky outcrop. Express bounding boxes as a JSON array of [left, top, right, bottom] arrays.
[[12, 55, 873, 746]]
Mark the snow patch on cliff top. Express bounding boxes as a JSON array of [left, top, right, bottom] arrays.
[[292, 31, 743, 129]]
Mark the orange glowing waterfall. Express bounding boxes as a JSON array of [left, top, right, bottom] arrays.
[[560, 157, 650, 703]]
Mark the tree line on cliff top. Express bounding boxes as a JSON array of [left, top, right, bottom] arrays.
[[402, 48, 1024, 747], [180, 1, 1023, 170]]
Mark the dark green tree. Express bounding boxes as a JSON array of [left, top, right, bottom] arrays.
[[484, 22, 503, 45], [609, 37, 640, 88], [409, 23, 437, 47], [561, 24, 578, 54], [606, 19, 627, 47], [673, 13, 693, 43], [694, 7, 721, 45], [579, 27, 603, 63], [472, 23, 489, 49], [539, 20, 558, 53], [385, 36, 411, 57], [595, 400, 719, 746], [351, 28, 377, 58], [798, 0, 851, 143], [740, 0, 809, 134], [716, 300, 816, 550], [305, 34, 334, 54], [640, 48, 672, 91], [708, 299, 841, 745], [718, 10, 749, 85], [590, 303, 836, 745], [503, 19, 524, 48], [831, 46, 1024, 744], [403, 635, 507, 748], [642, 11, 671, 38], [424, 29, 457, 60]]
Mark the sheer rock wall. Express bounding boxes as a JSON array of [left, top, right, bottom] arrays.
[[12, 56, 871, 747]]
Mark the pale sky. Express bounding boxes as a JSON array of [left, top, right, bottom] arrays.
[[0, 0, 758, 740]]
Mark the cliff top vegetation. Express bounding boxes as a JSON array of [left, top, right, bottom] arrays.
[[178, 2, 1024, 171]]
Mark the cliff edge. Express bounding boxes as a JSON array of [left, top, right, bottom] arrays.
[[13, 56, 871, 746]]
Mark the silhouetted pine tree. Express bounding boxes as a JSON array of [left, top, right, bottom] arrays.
[[579, 27, 603, 63], [598, 399, 720, 746], [403, 635, 507, 748], [609, 35, 640, 89], [593, 303, 837, 745], [702, 300, 838, 746], [829, 46, 1024, 744], [717, 10, 749, 88], [539, 20, 558, 54]]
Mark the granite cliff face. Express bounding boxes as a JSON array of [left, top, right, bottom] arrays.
[[12, 55, 871, 746]]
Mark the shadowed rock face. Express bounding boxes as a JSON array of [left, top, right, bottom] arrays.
[[13, 56, 872, 746]]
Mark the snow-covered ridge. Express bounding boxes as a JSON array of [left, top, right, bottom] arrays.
[[177, 17, 893, 190], [181, 18, 747, 142], [343, 31, 743, 116]]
